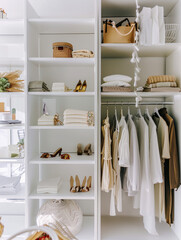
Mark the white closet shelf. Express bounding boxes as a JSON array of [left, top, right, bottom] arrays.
[[0, 58, 24, 66], [0, 158, 24, 164], [29, 126, 95, 130], [101, 92, 181, 98], [28, 92, 95, 97], [0, 19, 24, 36], [0, 124, 25, 130], [102, 0, 178, 17], [76, 216, 94, 240], [29, 188, 95, 200], [29, 153, 95, 165], [101, 216, 178, 240], [28, 18, 95, 34], [101, 43, 181, 58], [0, 183, 25, 200], [29, 58, 95, 66], [0, 92, 24, 97]]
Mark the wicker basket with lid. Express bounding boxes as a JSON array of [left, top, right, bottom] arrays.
[[53, 42, 73, 58]]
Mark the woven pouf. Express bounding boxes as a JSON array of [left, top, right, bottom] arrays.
[[36, 199, 83, 236]]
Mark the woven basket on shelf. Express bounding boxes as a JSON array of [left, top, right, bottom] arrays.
[[53, 42, 73, 58], [165, 24, 179, 43]]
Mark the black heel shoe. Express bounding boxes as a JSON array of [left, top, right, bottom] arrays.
[[50, 147, 62, 157]]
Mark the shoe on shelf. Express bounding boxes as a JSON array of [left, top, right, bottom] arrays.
[[79, 80, 87, 92], [50, 147, 62, 157], [73, 80, 82, 92], [77, 144, 83, 155], [70, 176, 76, 193], [84, 143, 92, 155]]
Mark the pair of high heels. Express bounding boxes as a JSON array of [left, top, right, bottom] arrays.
[[73, 80, 87, 92], [40, 147, 62, 158], [70, 175, 92, 193], [77, 143, 92, 156]]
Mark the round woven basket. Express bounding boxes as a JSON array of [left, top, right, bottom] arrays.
[[36, 199, 83, 236]]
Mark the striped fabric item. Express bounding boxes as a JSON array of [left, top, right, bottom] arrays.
[[146, 75, 176, 84], [145, 81, 177, 88]]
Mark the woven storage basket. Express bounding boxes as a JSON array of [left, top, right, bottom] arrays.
[[53, 42, 73, 58], [165, 24, 179, 43]]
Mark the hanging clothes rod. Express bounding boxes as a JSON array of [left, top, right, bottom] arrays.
[[101, 101, 174, 106]]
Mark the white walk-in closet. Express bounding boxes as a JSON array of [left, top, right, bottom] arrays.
[[0, 0, 181, 240]]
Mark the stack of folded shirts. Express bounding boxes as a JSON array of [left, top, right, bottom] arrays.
[[52, 83, 68, 92], [29, 81, 50, 92], [144, 75, 180, 92], [0, 175, 21, 194], [38, 114, 54, 126], [37, 177, 62, 194], [63, 109, 94, 126], [101, 74, 132, 92]]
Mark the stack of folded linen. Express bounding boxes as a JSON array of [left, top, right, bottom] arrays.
[[0, 175, 21, 194], [144, 75, 180, 92], [38, 114, 54, 126], [63, 109, 94, 126], [72, 50, 94, 58], [37, 177, 62, 194], [52, 83, 68, 92], [101, 74, 132, 92], [29, 81, 50, 92]]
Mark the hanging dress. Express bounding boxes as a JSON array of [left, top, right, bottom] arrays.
[[101, 116, 113, 192], [110, 116, 122, 215]]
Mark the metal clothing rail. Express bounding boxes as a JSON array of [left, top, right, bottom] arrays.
[[101, 101, 174, 105]]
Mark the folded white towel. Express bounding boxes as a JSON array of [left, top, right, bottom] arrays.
[[64, 115, 88, 120], [64, 123, 89, 126], [37, 177, 62, 194], [52, 83, 65, 87], [101, 81, 131, 87], [0, 175, 21, 188], [38, 114, 54, 126], [64, 109, 89, 116], [103, 75, 132, 83]]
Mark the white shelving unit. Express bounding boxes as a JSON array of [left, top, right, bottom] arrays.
[[100, 0, 181, 240], [26, 1, 98, 240], [0, 0, 26, 238]]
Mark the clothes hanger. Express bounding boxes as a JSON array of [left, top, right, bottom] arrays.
[[136, 107, 142, 118], [120, 106, 123, 118], [144, 106, 150, 120], [115, 104, 119, 131], [106, 103, 109, 118], [154, 105, 161, 118], [128, 106, 131, 116]]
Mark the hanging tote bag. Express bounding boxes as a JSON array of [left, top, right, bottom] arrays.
[[103, 18, 136, 43]]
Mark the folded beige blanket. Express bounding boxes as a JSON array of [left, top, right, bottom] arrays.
[[147, 75, 176, 84], [145, 82, 177, 88], [72, 50, 94, 58]]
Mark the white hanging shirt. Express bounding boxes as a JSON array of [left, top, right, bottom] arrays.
[[127, 115, 140, 197], [134, 116, 158, 236], [118, 116, 130, 167], [144, 114, 163, 184]]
